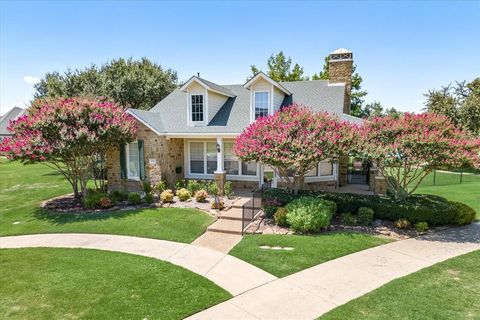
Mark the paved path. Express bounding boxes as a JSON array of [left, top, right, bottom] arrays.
[[0, 233, 276, 296], [187, 223, 480, 320]]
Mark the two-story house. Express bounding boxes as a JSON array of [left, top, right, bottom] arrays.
[[106, 48, 362, 192]]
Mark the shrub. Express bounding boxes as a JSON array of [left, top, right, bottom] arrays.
[[128, 192, 141, 205], [111, 190, 128, 202], [224, 181, 234, 198], [194, 189, 208, 202], [206, 181, 218, 196], [285, 197, 335, 233], [341, 212, 357, 226], [98, 197, 113, 209], [357, 207, 374, 226], [274, 207, 288, 227], [160, 189, 174, 203], [394, 218, 411, 229], [211, 198, 225, 210], [176, 188, 191, 201], [450, 201, 476, 225], [175, 179, 187, 191], [415, 222, 429, 233], [262, 189, 475, 226], [187, 180, 202, 195], [262, 198, 283, 218], [84, 190, 110, 209], [154, 180, 168, 194], [144, 193, 154, 205], [142, 181, 152, 194]]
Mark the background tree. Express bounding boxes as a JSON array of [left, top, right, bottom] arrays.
[[424, 78, 480, 135], [0, 97, 136, 200], [249, 51, 308, 82], [358, 113, 480, 200], [312, 55, 367, 117], [34, 58, 178, 110], [234, 104, 356, 194]]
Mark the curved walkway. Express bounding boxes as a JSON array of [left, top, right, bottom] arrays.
[[187, 223, 480, 320], [0, 233, 276, 296]]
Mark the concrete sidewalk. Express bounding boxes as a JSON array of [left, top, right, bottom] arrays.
[[0, 233, 276, 296], [187, 223, 480, 320]]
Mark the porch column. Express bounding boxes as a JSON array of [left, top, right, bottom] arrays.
[[214, 137, 226, 195]]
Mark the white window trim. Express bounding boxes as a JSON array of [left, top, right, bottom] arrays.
[[252, 90, 270, 121], [188, 91, 207, 126], [185, 140, 260, 181], [125, 141, 140, 181]]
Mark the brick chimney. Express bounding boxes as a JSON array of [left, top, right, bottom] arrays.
[[328, 48, 353, 114]]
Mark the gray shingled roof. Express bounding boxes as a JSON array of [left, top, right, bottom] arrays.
[[0, 107, 26, 136], [129, 79, 360, 135], [196, 77, 234, 97]]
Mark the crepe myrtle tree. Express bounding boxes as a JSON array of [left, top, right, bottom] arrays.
[[0, 97, 136, 200], [234, 104, 357, 194], [359, 113, 480, 200]]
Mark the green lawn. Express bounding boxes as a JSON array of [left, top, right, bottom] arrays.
[[320, 250, 480, 320], [415, 173, 480, 213], [229, 233, 391, 277], [0, 248, 231, 320], [0, 158, 213, 243]]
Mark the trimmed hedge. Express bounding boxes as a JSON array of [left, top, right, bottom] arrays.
[[285, 197, 336, 233], [263, 188, 476, 226]]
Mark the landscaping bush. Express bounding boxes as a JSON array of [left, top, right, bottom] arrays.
[[194, 189, 208, 202], [144, 193, 154, 205], [262, 198, 283, 218], [341, 212, 357, 226], [84, 190, 110, 209], [175, 179, 187, 191], [176, 188, 191, 201], [224, 181, 234, 198], [98, 197, 113, 209], [415, 222, 429, 233], [142, 181, 153, 194], [154, 180, 168, 194], [394, 218, 411, 229], [211, 198, 224, 210], [205, 181, 218, 196], [187, 180, 202, 195], [274, 207, 288, 227], [128, 192, 141, 205], [111, 190, 128, 202], [450, 201, 476, 225], [285, 197, 335, 233], [263, 188, 476, 226], [160, 189, 174, 203], [357, 207, 374, 226]]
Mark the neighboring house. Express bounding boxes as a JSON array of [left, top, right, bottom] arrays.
[[0, 107, 27, 141], [107, 48, 367, 192]]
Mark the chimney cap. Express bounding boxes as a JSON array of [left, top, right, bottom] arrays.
[[329, 48, 353, 61]]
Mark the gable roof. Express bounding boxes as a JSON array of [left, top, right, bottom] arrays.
[[180, 76, 235, 97], [0, 107, 27, 135], [128, 79, 360, 136], [243, 72, 291, 95]]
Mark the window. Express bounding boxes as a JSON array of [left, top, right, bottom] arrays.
[[224, 142, 239, 175], [190, 142, 204, 174], [242, 161, 257, 176], [191, 94, 204, 122], [254, 91, 269, 120], [206, 142, 216, 174], [319, 162, 334, 176], [127, 142, 140, 179], [305, 166, 318, 177]]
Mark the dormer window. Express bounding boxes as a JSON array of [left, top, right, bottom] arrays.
[[191, 94, 204, 122], [254, 91, 269, 120]]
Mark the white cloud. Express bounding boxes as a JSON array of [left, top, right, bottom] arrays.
[[23, 76, 40, 85]]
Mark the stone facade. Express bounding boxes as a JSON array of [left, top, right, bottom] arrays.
[[329, 57, 353, 115], [338, 156, 348, 187], [106, 122, 184, 192]]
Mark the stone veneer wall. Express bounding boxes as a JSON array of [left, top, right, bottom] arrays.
[[106, 122, 184, 192], [328, 59, 353, 115], [338, 156, 348, 187]]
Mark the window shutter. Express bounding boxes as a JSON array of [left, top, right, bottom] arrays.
[[119, 144, 127, 179], [138, 140, 145, 180]]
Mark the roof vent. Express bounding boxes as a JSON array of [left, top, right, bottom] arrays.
[[330, 48, 353, 61]]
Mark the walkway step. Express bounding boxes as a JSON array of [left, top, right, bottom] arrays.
[[230, 197, 251, 209], [219, 208, 243, 221], [207, 219, 243, 235]]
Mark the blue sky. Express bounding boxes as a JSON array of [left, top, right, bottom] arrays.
[[1, 0, 479, 115]]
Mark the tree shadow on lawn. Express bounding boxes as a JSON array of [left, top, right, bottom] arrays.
[[32, 207, 146, 226]]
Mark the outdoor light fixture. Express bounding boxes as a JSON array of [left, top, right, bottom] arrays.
[[216, 143, 221, 153]]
